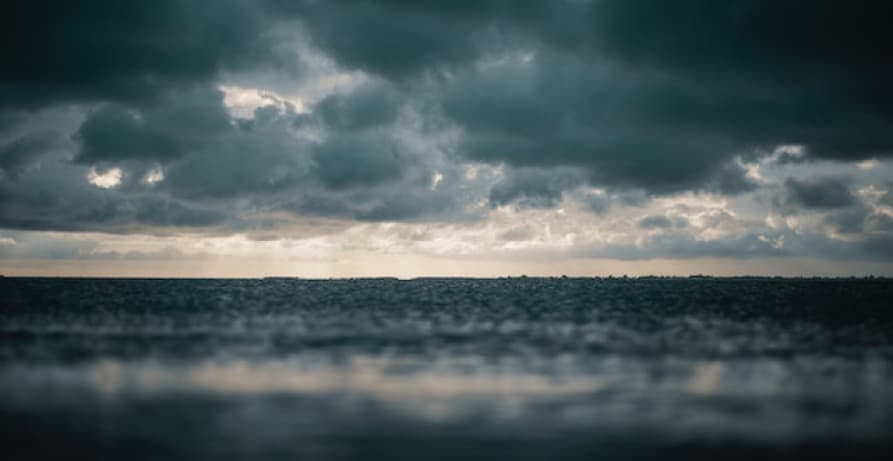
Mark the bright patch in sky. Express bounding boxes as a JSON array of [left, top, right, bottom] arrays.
[[220, 85, 306, 118], [858, 159, 878, 170], [431, 172, 444, 190], [87, 168, 123, 189], [144, 167, 164, 185]]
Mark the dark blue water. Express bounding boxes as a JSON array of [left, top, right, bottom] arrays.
[[1, 277, 892, 460]]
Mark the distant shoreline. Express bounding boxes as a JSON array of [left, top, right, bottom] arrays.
[[2, 275, 890, 281]]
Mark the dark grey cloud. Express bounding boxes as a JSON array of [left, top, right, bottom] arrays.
[[0, 111, 25, 132], [312, 131, 408, 191], [881, 183, 893, 208], [438, 51, 764, 194], [579, 193, 610, 215], [823, 203, 893, 236], [591, 1, 892, 71], [276, 0, 501, 80], [488, 168, 582, 209], [823, 206, 870, 235], [0, 0, 296, 109], [0, 132, 62, 179], [588, 1, 893, 163], [1, 0, 892, 271], [287, 0, 893, 175], [579, 229, 893, 262], [292, 182, 467, 223], [160, 102, 310, 200], [276, 1, 596, 80], [779, 177, 856, 213], [867, 214, 893, 234], [638, 216, 673, 231], [710, 164, 759, 195], [308, 82, 413, 192], [797, 234, 893, 262], [581, 233, 788, 261], [0, 80, 473, 231], [74, 87, 232, 165], [74, 107, 183, 164], [568, 188, 651, 216], [0, 156, 229, 232], [315, 83, 401, 131]]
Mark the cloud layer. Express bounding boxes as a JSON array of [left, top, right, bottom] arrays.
[[2, 0, 893, 270]]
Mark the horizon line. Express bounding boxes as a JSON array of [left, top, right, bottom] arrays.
[[3, 274, 891, 281]]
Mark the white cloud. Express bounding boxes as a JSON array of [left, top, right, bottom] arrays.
[[430, 172, 444, 190], [219, 85, 307, 118], [87, 167, 122, 189], [144, 167, 165, 185], [858, 159, 878, 170]]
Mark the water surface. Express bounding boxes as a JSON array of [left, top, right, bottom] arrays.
[[2, 277, 892, 460]]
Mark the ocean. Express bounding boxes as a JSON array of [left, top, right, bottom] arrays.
[[1, 277, 892, 460]]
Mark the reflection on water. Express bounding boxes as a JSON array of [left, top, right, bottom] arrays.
[[3, 355, 891, 438], [1, 277, 893, 459]]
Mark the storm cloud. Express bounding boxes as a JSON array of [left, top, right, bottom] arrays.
[[0, 0, 293, 108], [2, 0, 893, 268], [780, 177, 856, 212]]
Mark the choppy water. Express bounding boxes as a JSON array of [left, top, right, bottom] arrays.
[[1, 277, 892, 460]]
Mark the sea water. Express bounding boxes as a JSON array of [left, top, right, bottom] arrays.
[[1, 277, 892, 460]]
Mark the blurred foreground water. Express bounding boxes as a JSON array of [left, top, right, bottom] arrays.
[[1, 277, 892, 460]]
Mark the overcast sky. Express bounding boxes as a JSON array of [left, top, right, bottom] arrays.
[[2, 0, 893, 277]]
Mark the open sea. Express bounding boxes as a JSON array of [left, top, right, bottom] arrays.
[[1, 277, 892, 460]]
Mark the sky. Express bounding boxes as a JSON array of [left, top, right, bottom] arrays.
[[2, 0, 893, 277]]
